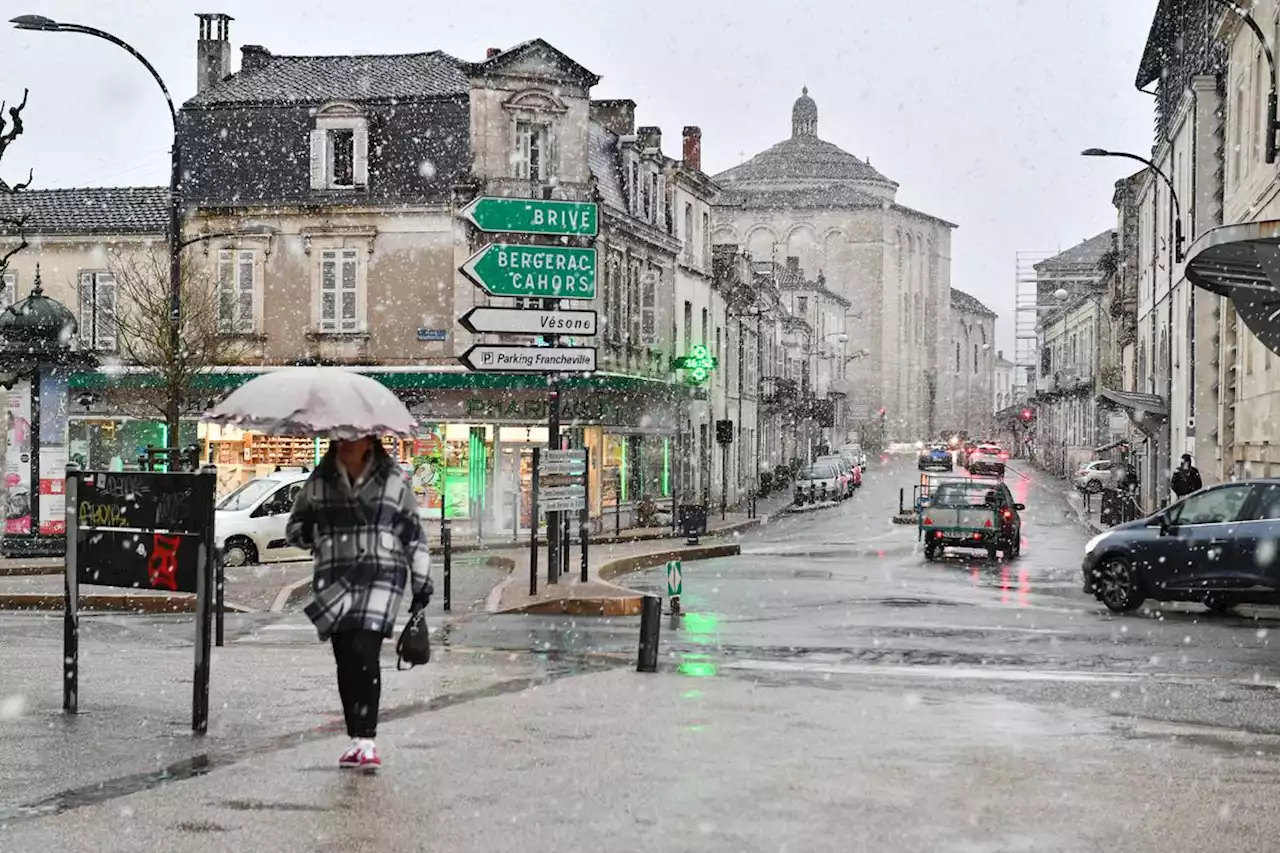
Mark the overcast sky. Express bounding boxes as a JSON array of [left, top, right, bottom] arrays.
[[1, 0, 1155, 354]]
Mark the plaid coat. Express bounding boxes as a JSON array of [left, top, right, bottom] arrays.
[[287, 446, 432, 640]]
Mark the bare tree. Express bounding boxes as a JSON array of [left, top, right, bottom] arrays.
[[107, 248, 248, 425], [0, 89, 33, 283]]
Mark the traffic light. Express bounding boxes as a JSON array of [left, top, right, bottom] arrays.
[[878, 407, 887, 418], [1020, 408, 1034, 422]]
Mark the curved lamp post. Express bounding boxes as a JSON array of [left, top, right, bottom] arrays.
[[1082, 148, 1183, 263], [11, 14, 184, 447]]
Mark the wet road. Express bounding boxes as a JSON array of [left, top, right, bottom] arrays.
[[8, 455, 1280, 850]]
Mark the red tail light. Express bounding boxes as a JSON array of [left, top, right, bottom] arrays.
[[1002, 509, 1012, 520], [984, 519, 992, 528]]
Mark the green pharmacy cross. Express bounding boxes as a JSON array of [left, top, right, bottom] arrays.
[[671, 344, 718, 385]]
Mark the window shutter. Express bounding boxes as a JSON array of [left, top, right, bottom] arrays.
[[95, 274, 117, 352], [319, 251, 337, 331], [352, 126, 369, 188], [77, 272, 94, 345], [217, 250, 235, 334], [309, 129, 327, 190], [0, 272, 14, 312], [340, 249, 359, 332], [237, 250, 255, 333], [640, 270, 657, 346]]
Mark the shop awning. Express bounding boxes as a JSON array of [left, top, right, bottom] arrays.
[[1184, 220, 1280, 356], [1096, 388, 1167, 438], [69, 366, 699, 397]]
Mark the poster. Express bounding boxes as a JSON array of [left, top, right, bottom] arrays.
[[38, 371, 70, 534], [3, 381, 31, 534]]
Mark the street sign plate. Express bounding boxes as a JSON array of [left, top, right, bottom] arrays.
[[459, 345, 596, 373], [458, 307, 597, 336], [459, 244, 597, 300], [544, 450, 586, 463], [540, 463, 587, 476], [666, 560, 683, 597], [540, 485, 585, 500], [461, 197, 598, 237], [539, 496, 585, 512]]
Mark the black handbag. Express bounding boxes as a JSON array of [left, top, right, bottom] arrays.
[[396, 608, 431, 670]]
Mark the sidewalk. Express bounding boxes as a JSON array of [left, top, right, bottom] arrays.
[[1006, 460, 1106, 534]]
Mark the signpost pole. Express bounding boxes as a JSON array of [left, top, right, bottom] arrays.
[[529, 447, 539, 597], [192, 472, 215, 735], [215, 560, 225, 648], [547, 319, 560, 585], [63, 469, 78, 715], [442, 518, 452, 612], [580, 462, 589, 583]]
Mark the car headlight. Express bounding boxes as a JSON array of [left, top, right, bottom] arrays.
[[1084, 531, 1111, 554]]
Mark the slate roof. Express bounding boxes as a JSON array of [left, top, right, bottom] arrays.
[[950, 287, 996, 318], [0, 187, 167, 236], [186, 50, 469, 106], [1035, 230, 1115, 271], [587, 122, 628, 212], [714, 135, 897, 193]]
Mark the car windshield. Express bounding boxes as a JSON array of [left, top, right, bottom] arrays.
[[931, 483, 999, 508], [216, 478, 281, 511], [801, 465, 837, 479]]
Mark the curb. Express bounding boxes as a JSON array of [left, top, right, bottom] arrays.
[[0, 563, 63, 577], [0, 593, 253, 613], [494, 543, 742, 616]]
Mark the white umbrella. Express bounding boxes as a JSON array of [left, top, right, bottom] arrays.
[[203, 367, 416, 439]]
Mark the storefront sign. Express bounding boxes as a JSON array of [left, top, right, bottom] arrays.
[[463, 397, 622, 423], [39, 371, 70, 534]]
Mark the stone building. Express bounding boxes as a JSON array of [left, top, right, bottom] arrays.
[[948, 288, 997, 437], [711, 88, 956, 441]]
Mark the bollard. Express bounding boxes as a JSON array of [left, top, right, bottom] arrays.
[[214, 562, 225, 648], [899, 487, 905, 515], [442, 518, 452, 612], [637, 595, 661, 673]]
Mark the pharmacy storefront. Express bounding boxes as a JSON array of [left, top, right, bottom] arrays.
[[64, 368, 695, 538]]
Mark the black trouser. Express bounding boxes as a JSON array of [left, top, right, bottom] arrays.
[[330, 629, 384, 739]]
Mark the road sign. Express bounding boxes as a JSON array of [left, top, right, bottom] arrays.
[[540, 496, 586, 512], [459, 345, 596, 373], [458, 306, 597, 336], [543, 450, 586, 464], [666, 560, 683, 597], [461, 197, 598, 237], [460, 244, 597, 300], [540, 485, 585, 500], [540, 462, 587, 476]]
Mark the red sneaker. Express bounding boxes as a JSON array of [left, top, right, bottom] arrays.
[[337, 741, 362, 769], [356, 742, 381, 773]]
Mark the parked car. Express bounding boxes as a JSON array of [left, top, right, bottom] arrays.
[[1073, 460, 1114, 493], [918, 443, 954, 472], [215, 471, 310, 566], [959, 441, 978, 468], [1081, 479, 1280, 613], [794, 462, 843, 506], [814, 454, 855, 498], [966, 445, 1006, 477], [838, 443, 867, 469]]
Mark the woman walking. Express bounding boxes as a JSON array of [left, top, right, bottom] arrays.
[[287, 436, 433, 772]]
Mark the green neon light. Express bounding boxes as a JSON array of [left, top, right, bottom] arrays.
[[662, 438, 670, 496], [620, 439, 628, 503]]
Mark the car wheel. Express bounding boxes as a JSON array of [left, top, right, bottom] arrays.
[[1011, 535, 1022, 558], [222, 536, 258, 567], [1203, 594, 1236, 615], [1093, 556, 1144, 613], [924, 542, 939, 561], [986, 545, 999, 561], [1086, 479, 1104, 494]]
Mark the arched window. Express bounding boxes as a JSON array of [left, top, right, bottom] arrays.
[[973, 344, 979, 374]]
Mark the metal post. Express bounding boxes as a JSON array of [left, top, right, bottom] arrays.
[[530, 447, 539, 597], [166, 142, 184, 449], [63, 469, 79, 714], [580, 465, 589, 583], [214, 560, 224, 647], [615, 490, 622, 537], [30, 370, 41, 543], [637, 595, 661, 673], [548, 378, 560, 586], [442, 518, 452, 612], [899, 487, 905, 514], [721, 442, 728, 520], [561, 509, 570, 577], [192, 471, 214, 735]]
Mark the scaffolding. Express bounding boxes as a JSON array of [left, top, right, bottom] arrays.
[[1014, 251, 1053, 401]]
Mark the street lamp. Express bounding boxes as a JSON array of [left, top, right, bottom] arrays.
[[1082, 148, 1183, 262], [13, 14, 185, 448]]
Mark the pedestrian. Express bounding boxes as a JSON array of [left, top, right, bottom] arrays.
[[286, 435, 433, 772], [1170, 453, 1203, 501]]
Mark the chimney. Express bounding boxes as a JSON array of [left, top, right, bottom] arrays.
[[637, 125, 662, 152], [195, 13, 234, 94], [486, 47, 501, 58], [240, 44, 271, 74], [682, 126, 702, 172], [590, 99, 635, 136]]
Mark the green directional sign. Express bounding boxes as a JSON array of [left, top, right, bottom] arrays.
[[461, 196, 598, 237], [460, 243, 597, 300]]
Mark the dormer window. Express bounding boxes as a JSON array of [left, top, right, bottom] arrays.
[[310, 101, 368, 191], [503, 88, 566, 184]]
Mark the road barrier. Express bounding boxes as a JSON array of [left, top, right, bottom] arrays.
[[637, 595, 661, 672]]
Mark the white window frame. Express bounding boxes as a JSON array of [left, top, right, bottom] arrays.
[[217, 248, 259, 335], [640, 270, 658, 347], [77, 270, 117, 352], [513, 120, 551, 181], [310, 102, 369, 191], [315, 248, 364, 334], [0, 271, 14, 314]]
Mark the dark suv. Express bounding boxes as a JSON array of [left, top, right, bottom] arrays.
[[1081, 479, 1280, 613]]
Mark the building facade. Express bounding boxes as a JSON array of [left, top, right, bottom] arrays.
[[948, 288, 997, 437], [710, 89, 956, 442]]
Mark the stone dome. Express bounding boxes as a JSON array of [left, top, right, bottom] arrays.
[[713, 87, 898, 205]]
